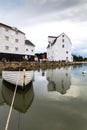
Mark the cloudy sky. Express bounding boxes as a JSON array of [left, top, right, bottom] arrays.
[[0, 0, 87, 57]]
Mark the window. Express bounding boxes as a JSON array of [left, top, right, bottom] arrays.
[[5, 46, 9, 50], [49, 41, 51, 44], [15, 39, 19, 43], [5, 36, 9, 41], [62, 34, 64, 37], [66, 57, 68, 61], [31, 49, 33, 52], [62, 45, 64, 48], [5, 28, 9, 32], [26, 49, 28, 51], [15, 47, 18, 51], [66, 73, 68, 76], [15, 31, 18, 35], [62, 39, 64, 42], [66, 51, 68, 54]]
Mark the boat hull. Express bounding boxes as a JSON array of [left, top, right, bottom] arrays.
[[2, 70, 34, 88]]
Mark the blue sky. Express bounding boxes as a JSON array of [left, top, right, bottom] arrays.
[[0, 0, 87, 57]]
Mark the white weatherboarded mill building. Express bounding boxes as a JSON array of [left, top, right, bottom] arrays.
[[0, 23, 35, 61], [47, 33, 73, 62]]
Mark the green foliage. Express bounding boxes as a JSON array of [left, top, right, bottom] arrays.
[[72, 54, 87, 61], [1, 57, 7, 63]]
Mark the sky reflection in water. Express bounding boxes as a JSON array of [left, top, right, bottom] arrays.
[[0, 64, 87, 130]]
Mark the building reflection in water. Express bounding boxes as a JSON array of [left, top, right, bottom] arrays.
[[47, 67, 71, 94], [1, 80, 34, 113]]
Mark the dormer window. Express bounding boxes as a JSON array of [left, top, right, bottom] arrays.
[[5, 28, 9, 32], [49, 41, 51, 44], [16, 31, 18, 35]]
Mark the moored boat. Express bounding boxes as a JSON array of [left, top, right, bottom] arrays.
[[2, 69, 34, 89], [82, 70, 86, 74]]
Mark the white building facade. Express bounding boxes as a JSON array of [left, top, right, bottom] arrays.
[[47, 33, 73, 62], [0, 23, 35, 61], [25, 40, 35, 61]]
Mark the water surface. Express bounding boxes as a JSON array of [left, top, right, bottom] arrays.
[[0, 63, 87, 130]]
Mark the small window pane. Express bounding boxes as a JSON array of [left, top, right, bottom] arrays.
[[15, 47, 18, 51], [15, 39, 19, 43], [62, 39, 64, 42], [5, 36, 9, 41], [26, 49, 28, 51], [5, 46, 9, 50]]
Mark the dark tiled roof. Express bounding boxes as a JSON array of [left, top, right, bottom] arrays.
[[47, 44, 50, 48], [0, 23, 25, 35], [51, 37, 58, 46], [47, 34, 60, 48], [48, 36, 58, 38], [25, 40, 35, 46]]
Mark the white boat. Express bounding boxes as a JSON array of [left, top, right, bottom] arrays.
[[2, 69, 34, 88], [82, 71, 86, 74]]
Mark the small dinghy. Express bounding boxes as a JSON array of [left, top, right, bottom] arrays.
[[82, 71, 86, 74], [2, 69, 34, 89]]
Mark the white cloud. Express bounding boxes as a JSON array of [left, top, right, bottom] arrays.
[[21, 20, 87, 56], [0, 0, 87, 56]]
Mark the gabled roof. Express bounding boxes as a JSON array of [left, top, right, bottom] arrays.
[[25, 40, 35, 47], [47, 32, 72, 48], [0, 23, 25, 35]]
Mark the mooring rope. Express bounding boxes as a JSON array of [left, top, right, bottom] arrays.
[[4, 70, 20, 130]]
